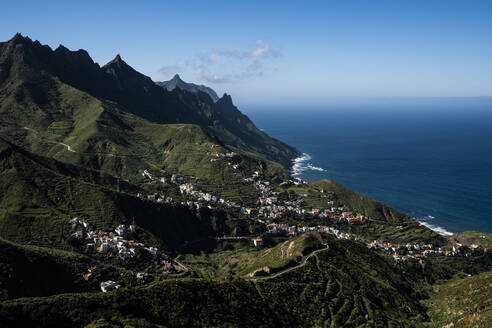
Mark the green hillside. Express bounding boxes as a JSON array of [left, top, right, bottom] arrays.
[[0, 236, 428, 328], [240, 232, 325, 277], [0, 137, 263, 250], [425, 270, 492, 328], [177, 232, 326, 280], [0, 34, 299, 169], [448, 231, 492, 248], [0, 237, 130, 300], [0, 33, 490, 328], [309, 179, 446, 245]]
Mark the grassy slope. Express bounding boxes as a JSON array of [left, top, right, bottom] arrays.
[[0, 75, 288, 207], [0, 237, 90, 300], [0, 236, 426, 328], [239, 232, 325, 276], [179, 232, 325, 279], [0, 137, 263, 251], [424, 270, 492, 328], [309, 179, 446, 245], [0, 46, 290, 186], [0, 136, 154, 246], [0, 237, 132, 300], [448, 231, 492, 248]]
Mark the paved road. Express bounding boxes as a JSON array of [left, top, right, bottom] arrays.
[[172, 242, 330, 281], [243, 244, 329, 281]]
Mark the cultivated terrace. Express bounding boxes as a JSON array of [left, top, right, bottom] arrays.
[[0, 34, 490, 328]]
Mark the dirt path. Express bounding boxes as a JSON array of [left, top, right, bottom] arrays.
[[244, 244, 329, 281], [23, 126, 127, 158], [59, 142, 76, 153]]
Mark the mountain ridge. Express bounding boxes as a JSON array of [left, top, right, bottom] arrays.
[[0, 33, 299, 167], [156, 74, 220, 102], [0, 33, 490, 328]]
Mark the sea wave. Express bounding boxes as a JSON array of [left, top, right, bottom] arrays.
[[416, 215, 453, 236], [291, 153, 326, 176]]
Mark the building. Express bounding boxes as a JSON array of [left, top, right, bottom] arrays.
[[115, 225, 126, 236], [251, 237, 264, 247], [146, 247, 158, 258], [341, 212, 353, 219], [99, 242, 111, 253], [100, 281, 118, 293], [69, 218, 79, 229]]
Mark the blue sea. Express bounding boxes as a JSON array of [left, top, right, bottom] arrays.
[[245, 98, 492, 235]]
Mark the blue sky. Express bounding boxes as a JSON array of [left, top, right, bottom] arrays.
[[2, 0, 492, 106]]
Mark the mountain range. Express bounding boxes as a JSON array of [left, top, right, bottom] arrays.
[[156, 74, 220, 102], [0, 33, 298, 173], [0, 33, 490, 328]]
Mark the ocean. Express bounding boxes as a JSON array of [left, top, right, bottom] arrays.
[[245, 98, 492, 235]]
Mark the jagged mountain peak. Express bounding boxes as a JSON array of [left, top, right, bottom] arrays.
[[55, 44, 69, 52], [105, 54, 128, 68], [0, 34, 299, 167], [8, 32, 29, 44], [218, 93, 233, 105], [157, 74, 220, 102]]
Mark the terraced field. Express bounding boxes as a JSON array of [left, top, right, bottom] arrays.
[[425, 270, 492, 328]]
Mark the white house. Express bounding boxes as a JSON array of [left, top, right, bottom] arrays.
[[115, 225, 126, 236], [100, 281, 119, 292], [251, 237, 264, 247]]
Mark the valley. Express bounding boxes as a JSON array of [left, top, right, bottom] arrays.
[[0, 34, 490, 328]]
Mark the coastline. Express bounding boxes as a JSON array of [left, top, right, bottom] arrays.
[[290, 152, 456, 237]]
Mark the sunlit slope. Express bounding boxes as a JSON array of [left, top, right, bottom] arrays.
[[0, 138, 261, 250], [425, 270, 492, 328], [0, 236, 427, 327]]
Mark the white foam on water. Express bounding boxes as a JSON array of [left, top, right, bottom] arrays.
[[291, 153, 326, 176], [416, 215, 454, 236], [292, 154, 454, 236], [307, 164, 326, 172]]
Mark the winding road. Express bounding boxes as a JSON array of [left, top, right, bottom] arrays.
[[172, 243, 330, 282], [243, 244, 329, 281]]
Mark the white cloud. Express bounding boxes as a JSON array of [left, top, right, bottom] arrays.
[[250, 39, 279, 59], [196, 68, 230, 83], [159, 40, 280, 84], [196, 40, 280, 83]]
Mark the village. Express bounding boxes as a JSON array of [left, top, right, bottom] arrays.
[[137, 161, 486, 265], [66, 152, 488, 293], [141, 161, 368, 224], [69, 156, 487, 292], [68, 218, 180, 292]]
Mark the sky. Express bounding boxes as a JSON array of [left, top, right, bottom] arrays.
[[1, 0, 492, 106]]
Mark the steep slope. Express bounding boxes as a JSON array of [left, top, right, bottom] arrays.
[[0, 137, 262, 249], [240, 232, 326, 277], [0, 237, 90, 300], [0, 236, 428, 327], [0, 34, 298, 167], [156, 74, 219, 102], [0, 237, 130, 300], [1, 32, 484, 328], [0, 42, 287, 185], [425, 270, 492, 328], [310, 179, 446, 244]]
